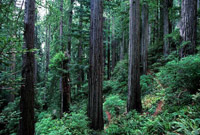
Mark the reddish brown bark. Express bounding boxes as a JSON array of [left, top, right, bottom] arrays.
[[180, 0, 197, 57], [127, 0, 142, 113], [88, 0, 104, 130], [19, 0, 35, 134]]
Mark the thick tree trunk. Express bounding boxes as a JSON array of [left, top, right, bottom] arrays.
[[128, 0, 142, 113], [19, 0, 35, 134], [141, 3, 149, 75], [180, 0, 197, 57], [62, 57, 70, 113], [163, 0, 173, 56], [88, 0, 104, 130], [61, 0, 74, 114]]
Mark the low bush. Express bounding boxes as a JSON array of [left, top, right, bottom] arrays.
[[35, 111, 91, 135], [0, 98, 20, 135], [158, 55, 200, 94], [103, 95, 125, 116], [140, 74, 155, 96], [103, 59, 128, 97]]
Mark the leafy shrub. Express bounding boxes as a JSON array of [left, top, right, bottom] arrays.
[[106, 104, 200, 135], [36, 111, 91, 135], [158, 55, 200, 94], [103, 95, 125, 116], [140, 75, 155, 96], [157, 55, 200, 106], [171, 118, 200, 135], [105, 111, 146, 135], [0, 98, 20, 135], [112, 59, 128, 83], [103, 59, 128, 96]]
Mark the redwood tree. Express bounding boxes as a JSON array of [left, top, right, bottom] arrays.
[[141, 3, 149, 75], [180, 0, 197, 57], [88, 0, 104, 130], [19, 0, 35, 134], [127, 0, 142, 113]]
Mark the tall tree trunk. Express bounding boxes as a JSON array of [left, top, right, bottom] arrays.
[[61, 0, 74, 114], [198, 0, 199, 9], [19, 0, 35, 134], [107, 19, 111, 80], [141, 3, 149, 75], [88, 0, 104, 130], [128, 0, 142, 113], [120, 32, 125, 61], [163, 0, 173, 56], [180, 0, 197, 57], [77, 1, 83, 91], [160, 0, 164, 40]]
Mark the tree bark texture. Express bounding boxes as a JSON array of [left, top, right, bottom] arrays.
[[141, 3, 149, 75], [19, 0, 35, 134], [62, 57, 71, 113], [88, 0, 104, 130], [61, 0, 74, 114], [107, 18, 111, 80], [180, 0, 197, 57], [128, 0, 142, 113], [163, 0, 173, 56]]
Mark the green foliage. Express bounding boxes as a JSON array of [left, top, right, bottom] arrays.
[[140, 75, 154, 95], [106, 104, 200, 135], [36, 111, 91, 135], [103, 95, 125, 116], [50, 52, 65, 70], [0, 98, 20, 135], [158, 55, 200, 94], [103, 59, 128, 97], [172, 118, 200, 135], [105, 111, 147, 135], [112, 59, 128, 83]]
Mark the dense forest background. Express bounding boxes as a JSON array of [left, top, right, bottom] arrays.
[[0, 0, 200, 134]]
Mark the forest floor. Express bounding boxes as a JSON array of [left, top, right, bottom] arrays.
[[104, 74, 166, 129]]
